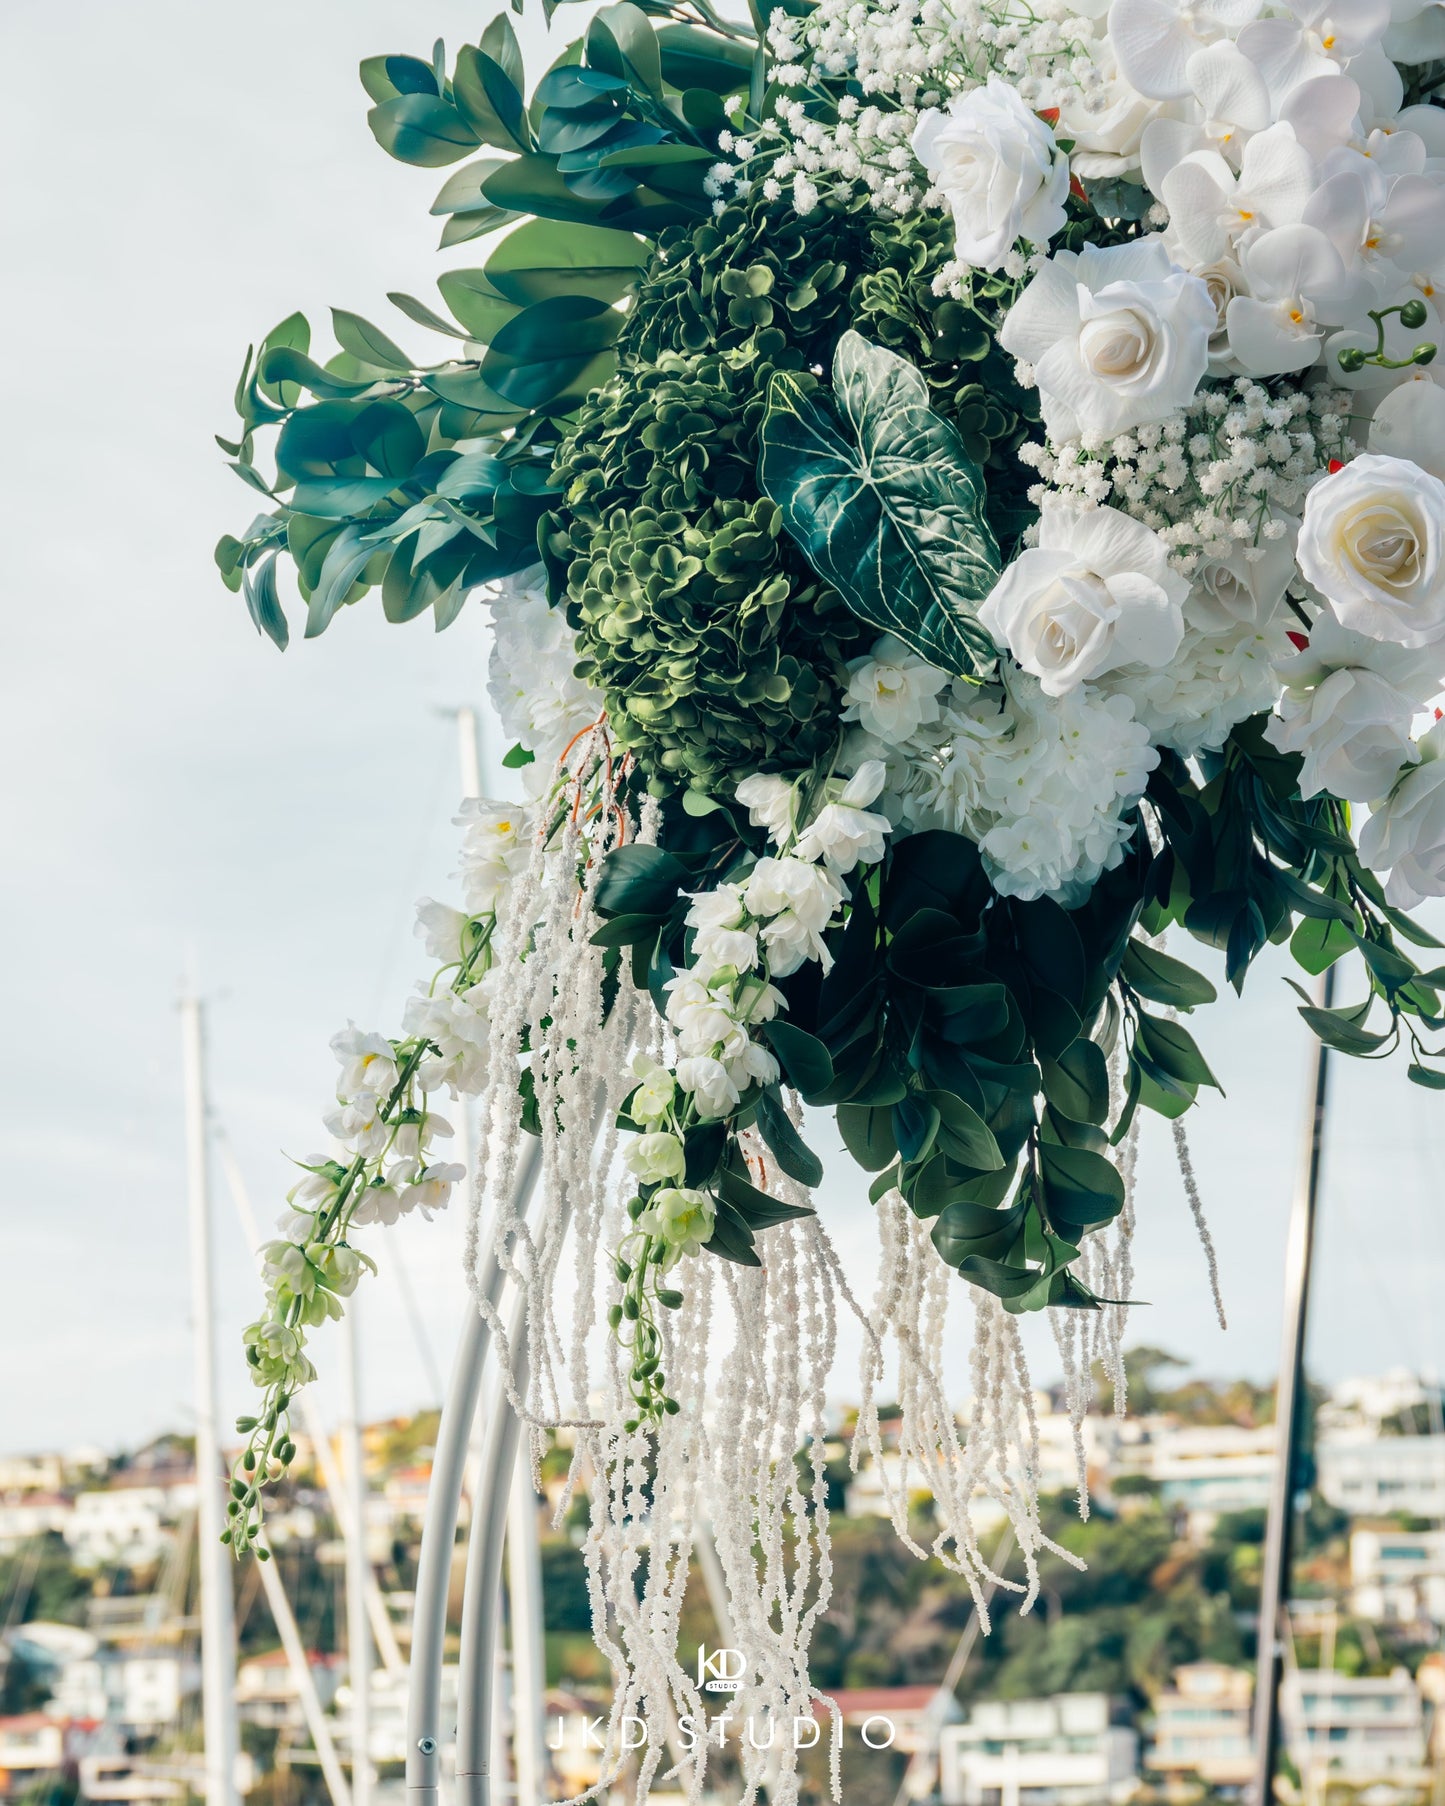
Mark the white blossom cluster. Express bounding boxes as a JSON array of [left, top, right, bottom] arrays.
[[660, 764, 893, 1124]]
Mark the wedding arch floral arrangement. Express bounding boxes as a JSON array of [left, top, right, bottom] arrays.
[[218, 0, 1445, 1795]]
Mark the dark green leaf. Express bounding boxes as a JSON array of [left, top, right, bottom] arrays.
[[481, 295, 623, 407], [594, 843, 685, 918], [1120, 940, 1218, 1009], [331, 309, 413, 371], [453, 46, 531, 153], [758, 332, 1001, 677], [1040, 1038, 1109, 1126], [1039, 1141, 1124, 1235], [242, 553, 288, 650], [484, 219, 646, 305], [1408, 1062, 1445, 1089], [367, 92, 480, 167], [755, 1089, 824, 1188], [1134, 1013, 1222, 1091], [836, 1103, 898, 1172], [765, 1022, 836, 1101], [717, 1164, 814, 1228]]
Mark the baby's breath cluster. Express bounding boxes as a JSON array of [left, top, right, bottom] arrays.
[[1019, 378, 1358, 575], [748, 0, 1099, 220]]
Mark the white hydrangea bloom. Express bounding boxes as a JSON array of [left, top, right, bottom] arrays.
[[867, 668, 1158, 904], [1104, 617, 1292, 756]]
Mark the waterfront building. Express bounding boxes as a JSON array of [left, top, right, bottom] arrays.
[[939, 1693, 1138, 1806], [1146, 1663, 1253, 1788]]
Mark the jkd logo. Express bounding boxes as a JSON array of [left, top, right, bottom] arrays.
[[697, 1647, 746, 1693]]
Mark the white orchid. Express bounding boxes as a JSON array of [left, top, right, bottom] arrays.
[[1161, 125, 1315, 265], [1225, 223, 1367, 374], [1108, 0, 1264, 99]]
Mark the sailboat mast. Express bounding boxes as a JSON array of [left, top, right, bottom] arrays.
[[1250, 966, 1336, 1806], [181, 985, 240, 1806]]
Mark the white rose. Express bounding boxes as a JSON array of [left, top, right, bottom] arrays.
[[978, 501, 1188, 696], [744, 856, 844, 929], [734, 773, 796, 844], [1058, 58, 1159, 181], [1186, 529, 1298, 631], [674, 1055, 742, 1121], [843, 634, 950, 743], [1297, 453, 1445, 648], [1359, 722, 1445, 905], [1000, 238, 1216, 439], [1264, 614, 1442, 799], [912, 75, 1070, 272]]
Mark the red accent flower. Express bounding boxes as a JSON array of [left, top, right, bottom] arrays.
[[1286, 631, 1310, 650], [1328, 458, 1345, 473], [1037, 107, 1060, 125], [1070, 174, 1088, 202]]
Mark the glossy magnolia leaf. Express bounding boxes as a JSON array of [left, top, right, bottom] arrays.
[[307, 523, 378, 639], [387, 290, 472, 341], [1408, 1062, 1445, 1089], [330, 309, 413, 372], [481, 13, 525, 89], [430, 156, 511, 217], [484, 219, 646, 305], [1134, 1012, 1222, 1091], [837, 1102, 898, 1172], [481, 295, 622, 406], [436, 269, 522, 342], [765, 1022, 836, 1101], [453, 45, 531, 153], [482, 155, 611, 226], [758, 331, 1001, 677], [1120, 939, 1217, 1009], [594, 842, 685, 918], [587, 2, 665, 97], [655, 22, 756, 93], [755, 1088, 824, 1189], [1038, 1141, 1124, 1236], [242, 552, 288, 650], [367, 92, 480, 167], [1040, 1038, 1110, 1126], [717, 1163, 814, 1229]]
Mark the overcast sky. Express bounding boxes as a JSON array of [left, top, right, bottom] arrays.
[[3, 0, 1443, 1462]]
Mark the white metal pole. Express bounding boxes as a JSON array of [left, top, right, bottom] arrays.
[[340, 1309, 372, 1806], [255, 1544, 353, 1806], [180, 987, 241, 1806], [506, 1458, 546, 1806]]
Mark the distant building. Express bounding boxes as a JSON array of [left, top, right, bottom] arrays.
[[1147, 1663, 1253, 1787], [0, 1455, 66, 1495], [235, 1648, 343, 1729], [0, 1716, 65, 1799], [78, 1756, 184, 1806], [0, 1495, 75, 1554], [49, 1650, 199, 1735], [64, 1491, 175, 1569], [1119, 1423, 1277, 1519], [939, 1693, 1138, 1806], [1316, 1435, 1445, 1519], [1280, 1669, 1427, 1782], [1350, 1529, 1445, 1626]]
